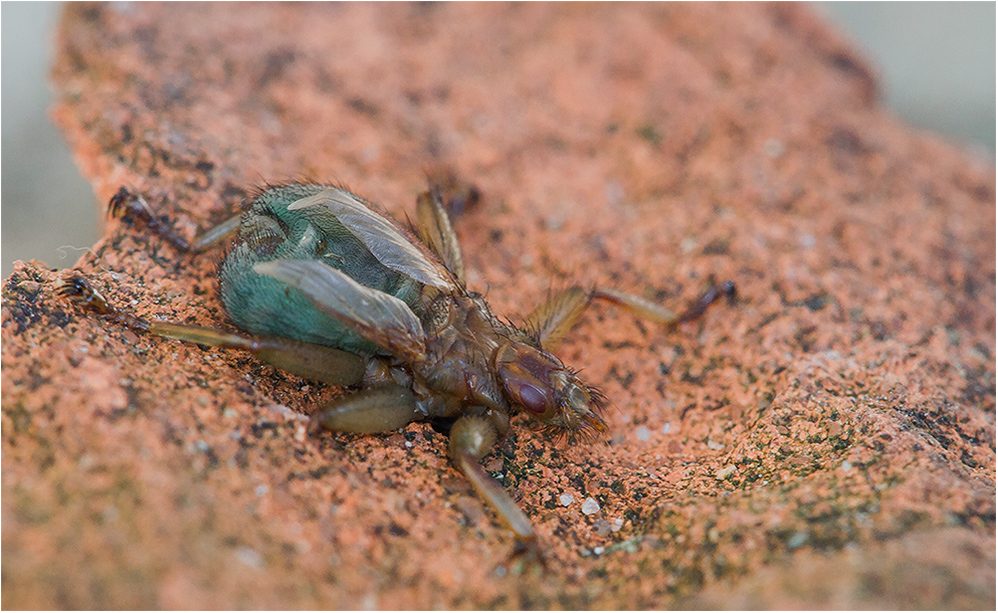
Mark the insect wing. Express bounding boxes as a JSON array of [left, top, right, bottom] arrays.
[[253, 260, 427, 363], [416, 189, 465, 284], [289, 189, 456, 291]]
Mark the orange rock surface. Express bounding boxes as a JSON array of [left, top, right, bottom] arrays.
[[3, 3, 994, 608]]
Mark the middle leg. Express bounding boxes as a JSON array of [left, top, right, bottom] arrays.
[[310, 383, 420, 434]]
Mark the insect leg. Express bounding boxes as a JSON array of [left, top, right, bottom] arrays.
[[449, 416, 542, 562], [109, 186, 242, 253], [415, 188, 465, 284], [522, 287, 592, 350], [425, 167, 481, 220], [524, 278, 736, 351], [310, 383, 419, 433], [57, 272, 365, 386], [151, 323, 366, 386], [413, 170, 482, 284], [595, 277, 736, 326]]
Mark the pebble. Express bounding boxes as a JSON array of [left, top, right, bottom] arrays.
[[235, 546, 263, 569], [787, 531, 809, 550], [763, 138, 784, 158], [581, 497, 600, 515]]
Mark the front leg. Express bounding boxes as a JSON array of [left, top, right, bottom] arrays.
[[448, 415, 542, 564], [524, 279, 736, 351], [315, 396, 541, 561]]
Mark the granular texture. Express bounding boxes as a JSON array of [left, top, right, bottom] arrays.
[[3, 3, 994, 609]]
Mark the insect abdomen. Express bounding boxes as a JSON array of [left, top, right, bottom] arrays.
[[218, 183, 422, 356]]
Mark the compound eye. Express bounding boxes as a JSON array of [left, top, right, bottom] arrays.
[[516, 383, 549, 415]]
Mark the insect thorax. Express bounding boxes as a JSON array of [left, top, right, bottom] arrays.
[[409, 291, 516, 418]]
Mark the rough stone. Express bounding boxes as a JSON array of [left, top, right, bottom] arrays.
[[3, 3, 994, 609]]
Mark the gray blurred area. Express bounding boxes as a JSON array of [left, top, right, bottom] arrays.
[[817, 1, 996, 153], [3, 2, 96, 279], [2, 2, 995, 278]]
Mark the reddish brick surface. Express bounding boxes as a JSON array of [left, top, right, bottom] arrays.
[[3, 3, 994, 608]]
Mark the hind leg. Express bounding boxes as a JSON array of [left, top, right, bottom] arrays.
[[57, 272, 365, 386]]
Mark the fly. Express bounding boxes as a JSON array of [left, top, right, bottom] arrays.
[[58, 173, 735, 564]]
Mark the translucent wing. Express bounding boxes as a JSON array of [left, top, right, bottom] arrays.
[[288, 188, 456, 291], [416, 189, 465, 284], [253, 260, 427, 363]]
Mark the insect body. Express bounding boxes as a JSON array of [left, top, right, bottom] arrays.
[[61, 178, 734, 562]]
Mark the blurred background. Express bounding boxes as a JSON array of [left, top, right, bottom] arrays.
[[2, 2, 995, 278]]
